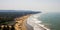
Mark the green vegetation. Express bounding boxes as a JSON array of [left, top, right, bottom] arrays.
[[0, 12, 20, 25]]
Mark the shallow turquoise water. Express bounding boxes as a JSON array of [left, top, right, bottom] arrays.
[[38, 12, 60, 30]]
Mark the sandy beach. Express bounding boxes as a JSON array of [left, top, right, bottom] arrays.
[[25, 23, 33, 30]]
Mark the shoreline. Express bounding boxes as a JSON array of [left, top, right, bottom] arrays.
[[27, 14, 50, 30], [27, 20, 50, 30]]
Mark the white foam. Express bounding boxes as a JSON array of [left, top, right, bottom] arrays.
[[27, 14, 50, 30]]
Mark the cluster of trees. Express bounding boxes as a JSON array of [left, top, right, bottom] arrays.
[[0, 12, 19, 25]]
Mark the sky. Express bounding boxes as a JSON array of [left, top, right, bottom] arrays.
[[0, 0, 60, 12]]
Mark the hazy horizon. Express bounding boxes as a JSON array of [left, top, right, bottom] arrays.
[[0, 0, 60, 12]]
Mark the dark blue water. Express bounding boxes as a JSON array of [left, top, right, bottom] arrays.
[[38, 12, 60, 30]]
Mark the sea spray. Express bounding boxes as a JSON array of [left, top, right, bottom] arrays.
[[27, 13, 50, 30]]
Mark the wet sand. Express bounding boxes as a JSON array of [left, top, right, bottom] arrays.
[[25, 23, 33, 30]]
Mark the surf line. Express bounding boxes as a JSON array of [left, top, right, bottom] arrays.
[[27, 14, 50, 30]]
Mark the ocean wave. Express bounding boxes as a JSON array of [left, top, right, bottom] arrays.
[[27, 14, 50, 30]]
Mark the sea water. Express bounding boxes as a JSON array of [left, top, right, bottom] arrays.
[[27, 12, 60, 30], [38, 12, 60, 30], [27, 13, 50, 30]]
